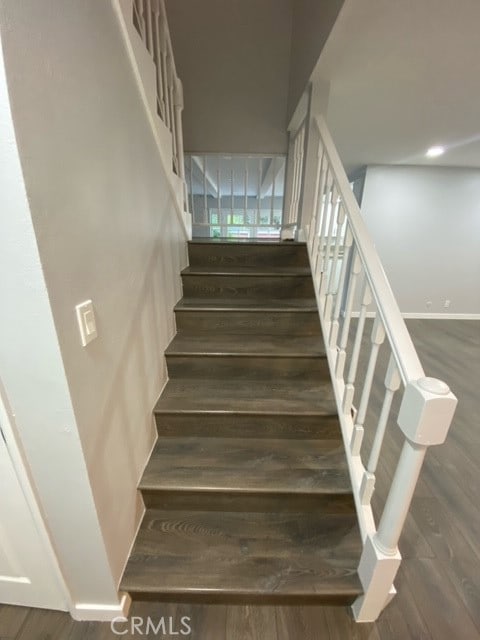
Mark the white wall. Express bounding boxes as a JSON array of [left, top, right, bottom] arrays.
[[0, 29, 119, 611], [361, 166, 480, 316], [287, 0, 344, 120], [0, 0, 187, 608], [165, 0, 293, 154]]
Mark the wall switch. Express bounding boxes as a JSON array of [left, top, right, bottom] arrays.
[[444, 299, 451, 308], [75, 300, 98, 346]]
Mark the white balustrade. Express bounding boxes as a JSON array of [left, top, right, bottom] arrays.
[[131, 0, 187, 210], [291, 110, 458, 621]]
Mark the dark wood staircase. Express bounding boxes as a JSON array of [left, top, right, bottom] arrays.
[[120, 239, 362, 605]]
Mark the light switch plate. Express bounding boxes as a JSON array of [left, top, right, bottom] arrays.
[[75, 300, 98, 347]]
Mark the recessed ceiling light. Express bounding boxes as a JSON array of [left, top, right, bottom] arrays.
[[426, 146, 445, 158]]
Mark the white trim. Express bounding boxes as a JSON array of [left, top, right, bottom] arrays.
[[0, 380, 72, 610], [401, 312, 480, 320], [350, 311, 480, 320], [71, 592, 131, 621]]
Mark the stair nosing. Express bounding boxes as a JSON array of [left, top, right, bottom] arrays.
[[122, 584, 361, 597], [174, 304, 318, 312], [165, 351, 325, 358], [181, 269, 312, 277], [139, 483, 353, 495], [188, 240, 306, 246], [154, 407, 337, 416]]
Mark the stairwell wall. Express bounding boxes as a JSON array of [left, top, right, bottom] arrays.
[[165, 0, 293, 154], [0, 0, 187, 595], [287, 0, 344, 121]]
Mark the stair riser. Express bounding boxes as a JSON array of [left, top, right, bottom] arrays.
[[175, 310, 320, 335], [188, 242, 310, 269], [127, 591, 359, 606], [141, 489, 356, 514], [166, 355, 329, 380], [182, 274, 314, 299], [155, 413, 342, 439]]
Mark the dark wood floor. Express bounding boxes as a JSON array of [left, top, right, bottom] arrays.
[[1, 319, 479, 639]]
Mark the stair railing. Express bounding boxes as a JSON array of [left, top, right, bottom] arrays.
[[132, 0, 186, 182], [295, 114, 457, 621], [113, 0, 191, 235]]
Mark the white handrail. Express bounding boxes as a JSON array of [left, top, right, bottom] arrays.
[[293, 109, 457, 621]]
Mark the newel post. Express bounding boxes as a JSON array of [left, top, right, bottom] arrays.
[[353, 377, 457, 622]]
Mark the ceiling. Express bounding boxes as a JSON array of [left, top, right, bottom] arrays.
[[313, 0, 480, 173]]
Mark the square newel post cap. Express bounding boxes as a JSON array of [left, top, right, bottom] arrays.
[[398, 377, 457, 446]]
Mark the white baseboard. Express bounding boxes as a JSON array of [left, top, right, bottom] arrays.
[[71, 591, 131, 621], [401, 312, 480, 320], [350, 311, 480, 320]]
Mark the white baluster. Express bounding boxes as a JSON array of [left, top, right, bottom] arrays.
[[311, 162, 329, 279], [314, 168, 332, 274], [231, 166, 235, 222], [308, 147, 325, 251], [159, 21, 170, 130], [270, 156, 276, 227], [203, 155, 207, 226], [334, 249, 362, 379], [257, 158, 261, 234], [151, 7, 165, 120], [144, 0, 153, 53], [133, 0, 146, 40], [167, 61, 176, 159], [324, 202, 346, 322], [217, 163, 221, 222], [343, 277, 372, 414], [329, 224, 352, 350], [292, 126, 305, 225], [350, 315, 386, 456], [306, 140, 323, 248], [360, 355, 401, 505], [173, 77, 185, 180], [244, 159, 248, 221], [312, 170, 332, 291], [290, 133, 300, 224], [319, 184, 338, 302], [189, 157, 195, 221]]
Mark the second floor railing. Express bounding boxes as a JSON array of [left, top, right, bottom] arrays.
[[287, 110, 458, 621], [185, 154, 286, 240]]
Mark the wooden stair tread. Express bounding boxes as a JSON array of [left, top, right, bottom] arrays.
[[120, 509, 362, 602], [182, 266, 311, 276], [166, 333, 325, 357], [121, 239, 361, 605], [175, 297, 318, 311], [154, 378, 337, 415], [140, 437, 350, 494]]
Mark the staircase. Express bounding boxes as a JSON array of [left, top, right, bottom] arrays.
[[120, 239, 362, 604]]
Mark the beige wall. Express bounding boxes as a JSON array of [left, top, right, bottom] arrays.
[[287, 0, 344, 120], [0, 0, 187, 599], [165, 0, 293, 154]]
